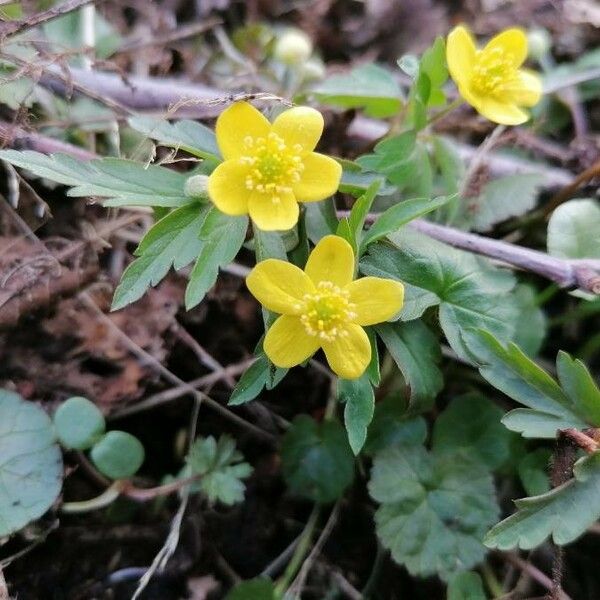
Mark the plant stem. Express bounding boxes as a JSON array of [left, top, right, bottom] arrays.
[[427, 98, 463, 125], [481, 562, 504, 598], [274, 506, 320, 598], [61, 481, 123, 513]]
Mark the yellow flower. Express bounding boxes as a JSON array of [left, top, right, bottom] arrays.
[[246, 235, 404, 379], [208, 102, 342, 231], [446, 25, 542, 125]]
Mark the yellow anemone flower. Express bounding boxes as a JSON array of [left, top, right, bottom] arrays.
[[446, 25, 542, 125], [208, 101, 342, 232], [246, 235, 404, 379]]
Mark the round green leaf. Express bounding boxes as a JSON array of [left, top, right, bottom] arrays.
[[90, 431, 145, 479], [54, 396, 106, 450], [547, 198, 600, 259], [281, 416, 354, 504], [0, 389, 63, 536]]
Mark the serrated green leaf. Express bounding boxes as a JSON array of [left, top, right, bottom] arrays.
[[432, 394, 514, 470], [0, 389, 63, 537], [547, 198, 600, 259], [447, 571, 487, 600], [54, 396, 106, 450], [338, 375, 375, 455], [312, 64, 402, 118], [185, 209, 248, 309], [556, 351, 600, 426], [485, 452, 600, 550], [369, 444, 499, 580], [281, 416, 354, 503], [128, 116, 221, 160], [0, 150, 191, 208], [361, 229, 518, 360], [112, 203, 209, 310], [465, 329, 589, 438], [375, 320, 443, 412]]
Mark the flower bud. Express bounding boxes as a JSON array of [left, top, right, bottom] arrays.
[[184, 174, 209, 198], [302, 58, 326, 81], [527, 28, 551, 61], [274, 29, 313, 66]]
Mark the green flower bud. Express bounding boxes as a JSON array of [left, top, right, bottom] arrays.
[[184, 174, 210, 198], [274, 29, 313, 66], [527, 28, 551, 61]]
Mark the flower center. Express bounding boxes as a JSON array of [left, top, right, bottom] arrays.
[[240, 132, 304, 202], [471, 47, 517, 95], [297, 281, 357, 342]]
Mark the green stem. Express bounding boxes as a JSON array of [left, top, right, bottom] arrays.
[[427, 98, 463, 126], [481, 562, 504, 598], [274, 505, 320, 597], [61, 481, 123, 513]]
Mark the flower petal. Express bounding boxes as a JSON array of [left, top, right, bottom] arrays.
[[484, 28, 528, 68], [305, 235, 354, 287], [322, 324, 371, 379], [446, 25, 477, 85], [247, 189, 299, 231], [271, 106, 324, 153], [476, 97, 529, 125], [246, 259, 315, 315], [216, 102, 271, 160], [264, 315, 320, 368], [346, 277, 405, 326], [294, 153, 342, 203], [501, 69, 542, 106], [207, 160, 251, 215]]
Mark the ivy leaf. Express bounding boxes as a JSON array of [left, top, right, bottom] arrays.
[[185, 209, 248, 309], [128, 116, 221, 160], [432, 393, 514, 470], [112, 203, 209, 310], [547, 198, 600, 259], [0, 150, 191, 208], [485, 452, 600, 550], [183, 435, 253, 506], [369, 443, 499, 580], [312, 64, 402, 118], [337, 375, 375, 455], [361, 229, 518, 361], [375, 320, 443, 412], [465, 329, 591, 439], [447, 572, 487, 600], [0, 389, 63, 536], [281, 416, 355, 503]]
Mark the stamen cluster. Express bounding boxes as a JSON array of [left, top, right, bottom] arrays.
[[471, 47, 517, 94]]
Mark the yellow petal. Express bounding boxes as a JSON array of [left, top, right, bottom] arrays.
[[271, 106, 324, 153], [264, 315, 320, 367], [248, 190, 299, 231], [446, 25, 477, 85], [345, 277, 404, 326], [476, 97, 529, 125], [294, 153, 342, 203], [216, 102, 270, 160], [322, 324, 371, 379], [484, 28, 528, 68], [501, 69, 542, 107], [305, 235, 354, 287], [207, 160, 251, 215], [246, 259, 315, 315]]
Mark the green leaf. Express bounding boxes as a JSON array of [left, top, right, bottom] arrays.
[[184, 435, 253, 506], [0, 389, 63, 537], [469, 174, 544, 232], [447, 572, 487, 600], [339, 160, 394, 197], [375, 320, 443, 412], [512, 284, 547, 357], [556, 351, 600, 426], [369, 443, 499, 580], [364, 396, 427, 455], [547, 198, 600, 259], [305, 198, 338, 243], [361, 229, 518, 360], [432, 136, 464, 196], [0, 150, 191, 208], [338, 375, 375, 455], [128, 116, 221, 160], [225, 578, 276, 600], [485, 452, 600, 550], [228, 356, 269, 406], [360, 195, 450, 250], [344, 181, 380, 254], [517, 448, 551, 496], [90, 431, 145, 479], [312, 64, 402, 118], [432, 394, 514, 470], [465, 329, 588, 438], [53, 396, 106, 450], [185, 209, 248, 309], [112, 203, 209, 310], [418, 37, 448, 105], [281, 416, 355, 503]]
